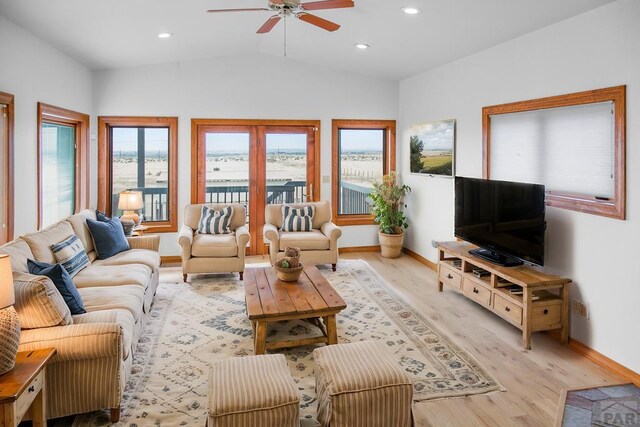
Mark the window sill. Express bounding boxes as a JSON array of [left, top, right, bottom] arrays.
[[335, 215, 376, 226], [138, 221, 177, 233]]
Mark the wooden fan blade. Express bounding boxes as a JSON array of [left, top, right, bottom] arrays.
[[297, 13, 340, 31], [270, 0, 284, 4], [300, 0, 354, 11], [257, 15, 282, 34], [207, 8, 270, 13]]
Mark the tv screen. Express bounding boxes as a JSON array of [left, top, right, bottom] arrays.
[[454, 177, 546, 266]]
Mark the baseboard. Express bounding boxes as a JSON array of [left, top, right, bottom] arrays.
[[160, 256, 181, 264], [568, 338, 640, 386], [339, 245, 380, 254], [402, 247, 437, 271]]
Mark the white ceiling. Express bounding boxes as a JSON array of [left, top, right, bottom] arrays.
[[0, 0, 614, 80]]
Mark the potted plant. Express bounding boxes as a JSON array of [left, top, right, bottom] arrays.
[[369, 172, 411, 258]]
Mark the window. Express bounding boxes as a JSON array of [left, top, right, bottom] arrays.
[[332, 120, 396, 226], [98, 117, 178, 232], [483, 86, 626, 220], [0, 92, 13, 244], [37, 103, 90, 228]]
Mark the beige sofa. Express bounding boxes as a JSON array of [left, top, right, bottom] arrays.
[[263, 201, 342, 270], [0, 209, 160, 423], [177, 203, 250, 282]]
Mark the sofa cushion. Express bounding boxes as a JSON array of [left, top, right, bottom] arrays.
[[197, 205, 234, 235], [87, 217, 130, 259], [51, 234, 90, 277], [279, 230, 330, 251], [22, 221, 75, 264], [78, 285, 144, 322], [72, 264, 151, 289], [28, 259, 86, 315], [266, 200, 331, 230], [91, 249, 160, 271], [72, 308, 135, 360], [12, 271, 72, 329], [192, 233, 238, 257], [67, 209, 97, 254], [0, 238, 34, 273]]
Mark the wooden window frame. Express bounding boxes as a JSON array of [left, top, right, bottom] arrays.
[[37, 103, 90, 229], [97, 116, 179, 233], [483, 86, 626, 220], [0, 92, 14, 243], [331, 119, 396, 226]]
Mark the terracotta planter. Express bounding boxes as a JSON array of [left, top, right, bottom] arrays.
[[378, 231, 404, 258]]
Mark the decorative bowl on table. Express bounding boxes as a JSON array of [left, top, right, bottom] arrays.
[[273, 264, 303, 282]]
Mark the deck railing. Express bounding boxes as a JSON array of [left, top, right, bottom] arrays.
[[112, 180, 372, 220]]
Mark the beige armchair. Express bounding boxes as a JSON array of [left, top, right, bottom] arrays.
[[263, 201, 342, 271], [178, 203, 250, 282]]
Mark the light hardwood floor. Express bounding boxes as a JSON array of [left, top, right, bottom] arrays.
[[245, 252, 624, 427]]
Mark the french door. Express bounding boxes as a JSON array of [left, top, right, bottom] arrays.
[[192, 120, 320, 255]]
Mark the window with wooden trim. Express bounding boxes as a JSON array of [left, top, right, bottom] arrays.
[[332, 120, 396, 226], [0, 92, 14, 244], [37, 103, 90, 228], [98, 117, 178, 232], [483, 86, 626, 220]]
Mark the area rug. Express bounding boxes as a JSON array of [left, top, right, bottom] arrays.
[[556, 383, 640, 426], [74, 259, 502, 426]]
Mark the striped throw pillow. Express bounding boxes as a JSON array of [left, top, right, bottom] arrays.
[[281, 205, 315, 232], [197, 205, 234, 234], [51, 234, 90, 277]]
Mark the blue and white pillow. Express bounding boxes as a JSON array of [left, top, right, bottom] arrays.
[[51, 235, 90, 277], [197, 205, 234, 234], [281, 205, 315, 232]]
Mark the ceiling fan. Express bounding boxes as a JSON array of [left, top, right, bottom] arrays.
[[207, 0, 355, 34]]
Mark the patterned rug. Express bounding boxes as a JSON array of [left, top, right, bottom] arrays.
[[74, 259, 502, 426]]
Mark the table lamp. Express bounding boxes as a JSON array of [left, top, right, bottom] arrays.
[[0, 254, 20, 376], [118, 190, 144, 225]]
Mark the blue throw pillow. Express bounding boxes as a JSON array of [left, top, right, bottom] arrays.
[[86, 217, 130, 259], [27, 259, 86, 315], [95, 210, 110, 222]]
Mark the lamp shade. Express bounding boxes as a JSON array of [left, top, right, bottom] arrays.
[[118, 190, 144, 210], [0, 254, 14, 309]]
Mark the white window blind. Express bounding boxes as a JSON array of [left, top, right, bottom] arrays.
[[490, 101, 614, 199]]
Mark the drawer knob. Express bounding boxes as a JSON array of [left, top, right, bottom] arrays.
[[447, 274, 453, 279], [473, 287, 479, 294], [543, 309, 549, 315], [505, 307, 511, 312], [28, 385, 35, 393]]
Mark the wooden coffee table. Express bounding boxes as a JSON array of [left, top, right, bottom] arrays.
[[244, 265, 347, 355]]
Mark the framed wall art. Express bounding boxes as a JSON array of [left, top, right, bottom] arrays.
[[409, 119, 456, 177]]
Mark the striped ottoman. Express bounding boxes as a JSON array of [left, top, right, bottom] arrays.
[[314, 341, 414, 427], [208, 354, 300, 427]]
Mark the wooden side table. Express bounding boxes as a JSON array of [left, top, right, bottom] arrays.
[[0, 348, 56, 427], [132, 224, 149, 236]]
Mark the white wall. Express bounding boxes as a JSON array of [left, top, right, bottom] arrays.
[[399, 0, 640, 372], [94, 54, 398, 254], [0, 15, 93, 236]]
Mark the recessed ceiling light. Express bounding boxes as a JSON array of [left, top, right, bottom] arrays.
[[354, 43, 370, 50], [401, 7, 422, 15], [157, 32, 173, 39]]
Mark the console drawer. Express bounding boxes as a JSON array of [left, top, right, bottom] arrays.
[[493, 294, 523, 326], [462, 278, 491, 307], [532, 302, 562, 331], [439, 264, 462, 290]]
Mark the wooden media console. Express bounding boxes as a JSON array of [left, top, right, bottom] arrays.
[[437, 241, 571, 349]]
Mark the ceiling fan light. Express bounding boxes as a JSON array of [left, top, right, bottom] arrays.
[[401, 7, 422, 15], [354, 43, 370, 50], [157, 32, 173, 39]]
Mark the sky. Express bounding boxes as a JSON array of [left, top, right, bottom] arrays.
[[410, 120, 455, 151], [112, 128, 169, 153]]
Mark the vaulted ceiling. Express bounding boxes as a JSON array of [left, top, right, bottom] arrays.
[[0, 0, 614, 80]]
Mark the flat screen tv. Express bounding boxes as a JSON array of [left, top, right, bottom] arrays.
[[454, 177, 546, 266]]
